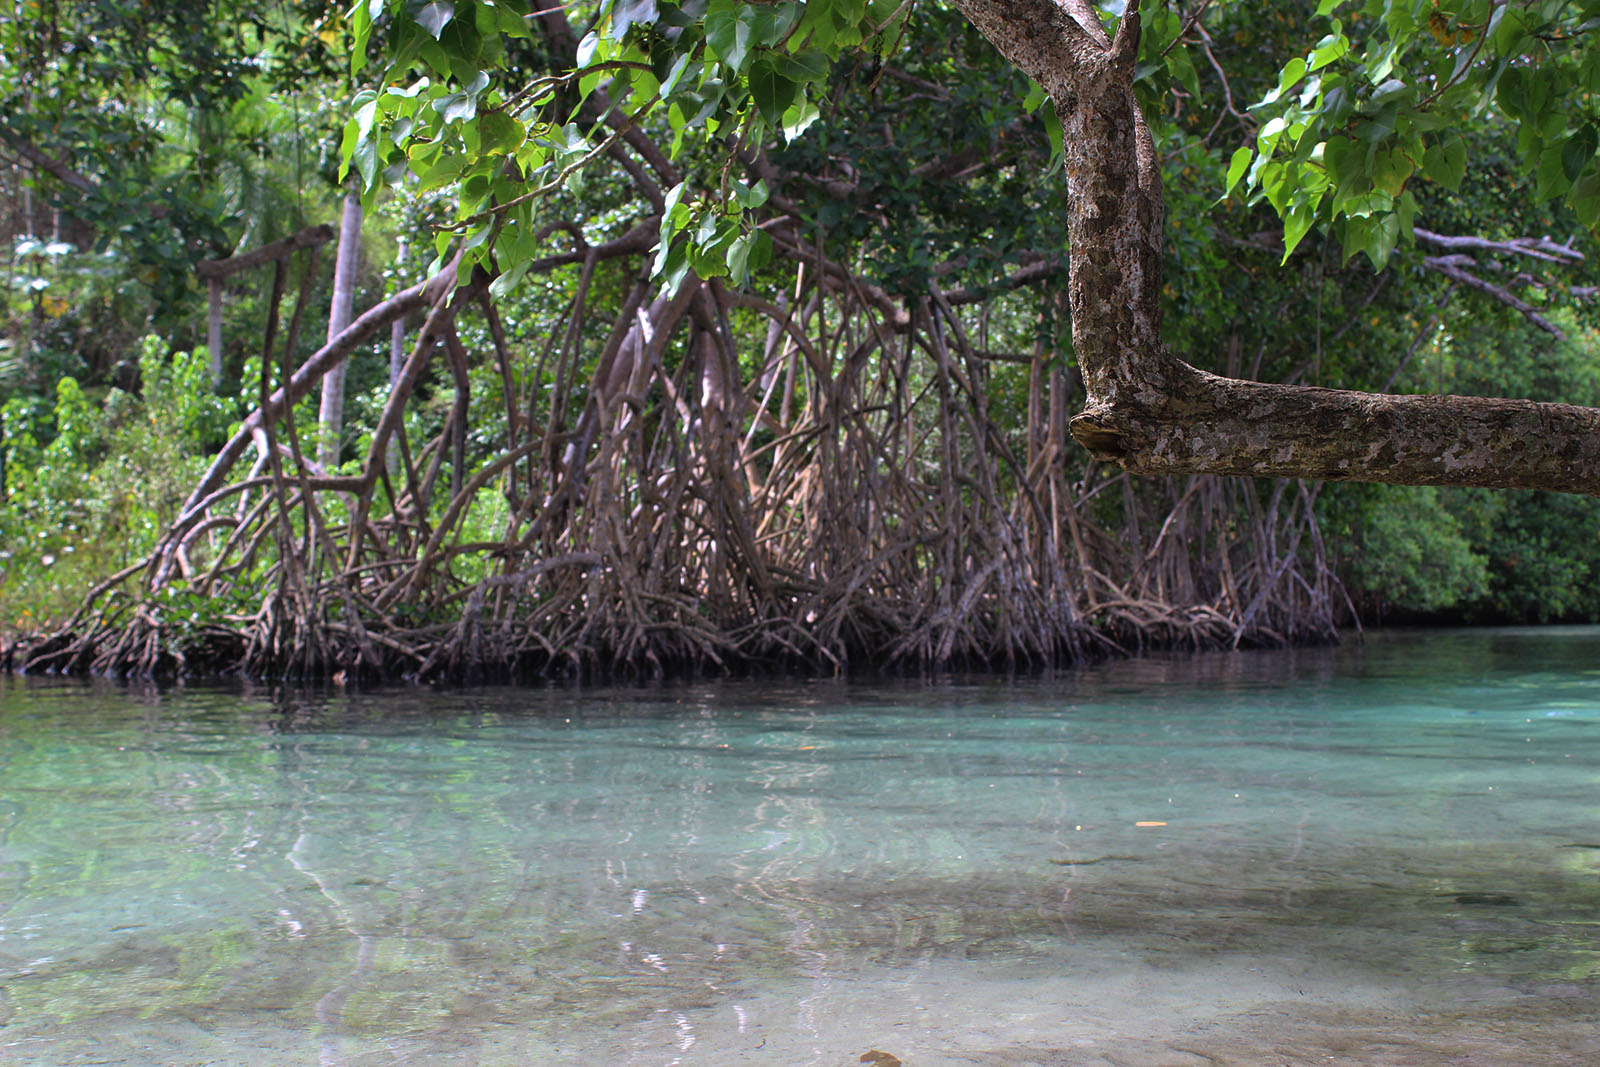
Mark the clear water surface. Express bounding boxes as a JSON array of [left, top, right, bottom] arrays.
[[1, 628, 1598, 1066]]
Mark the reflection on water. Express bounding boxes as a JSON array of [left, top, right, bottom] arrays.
[[1, 628, 1598, 1065]]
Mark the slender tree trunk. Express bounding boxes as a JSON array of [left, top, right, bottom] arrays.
[[20, 170, 33, 239], [389, 238, 408, 390], [319, 192, 363, 470], [18, 68, 34, 241], [207, 278, 224, 384], [386, 238, 408, 479]]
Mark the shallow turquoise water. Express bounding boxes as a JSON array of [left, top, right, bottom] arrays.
[[1, 628, 1598, 1065]]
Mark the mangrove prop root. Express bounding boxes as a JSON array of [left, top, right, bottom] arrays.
[[16, 240, 1345, 682]]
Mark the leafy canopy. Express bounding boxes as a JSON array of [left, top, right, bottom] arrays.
[[344, 0, 1600, 281], [345, 0, 913, 294], [1235, 0, 1600, 266]]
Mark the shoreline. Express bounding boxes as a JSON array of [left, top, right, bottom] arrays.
[[1, 605, 1348, 684]]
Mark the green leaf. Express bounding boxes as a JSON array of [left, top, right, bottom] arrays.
[[748, 230, 773, 273], [660, 244, 693, 294], [1022, 79, 1047, 114], [350, 0, 374, 79], [476, 111, 524, 155], [412, 150, 465, 187], [432, 70, 490, 124], [1488, 4, 1519, 52], [409, 0, 456, 39], [434, 90, 478, 124], [1347, 212, 1400, 269], [661, 181, 692, 232], [1571, 168, 1600, 230], [1167, 46, 1201, 101], [725, 231, 755, 284], [419, 37, 453, 78], [1281, 200, 1319, 262], [353, 92, 380, 138], [1320, 81, 1354, 125], [1257, 115, 1288, 156], [1224, 146, 1253, 196], [576, 31, 600, 68], [780, 98, 820, 142], [1562, 124, 1597, 183], [750, 57, 801, 127], [1043, 109, 1064, 175], [1496, 66, 1526, 120], [1421, 133, 1466, 190], [459, 172, 494, 217], [1366, 38, 1399, 84], [652, 228, 680, 276], [740, 179, 770, 209], [1309, 31, 1348, 71], [660, 53, 692, 95], [490, 1, 531, 37], [794, 0, 839, 54], [1537, 141, 1574, 200], [1369, 78, 1412, 107], [1339, 188, 1394, 220], [1265, 58, 1307, 105], [749, 3, 797, 48], [778, 52, 830, 84], [1395, 189, 1416, 242], [690, 216, 732, 277], [489, 259, 531, 300], [1262, 161, 1294, 213], [388, 115, 415, 147], [610, 0, 659, 40], [385, 78, 432, 100], [1372, 213, 1400, 269], [706, 2, 756, 69], [1371, 148, 1414, 196], [695, 208, 721, 245], [352, 131, 380, 190]]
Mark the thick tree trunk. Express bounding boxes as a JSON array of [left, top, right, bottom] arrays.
[[1079, 365, 1600, 493], [950, 0, 1600, 497], [319, 192, 363, 470]]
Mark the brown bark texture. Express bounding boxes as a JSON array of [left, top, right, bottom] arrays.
[[949, 0, 1600, 497]]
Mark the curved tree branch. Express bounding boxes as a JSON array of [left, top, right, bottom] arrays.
[[951, 0, 1600, 496]]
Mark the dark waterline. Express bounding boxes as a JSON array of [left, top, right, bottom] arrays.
[[1, 628, 1598, 1065]]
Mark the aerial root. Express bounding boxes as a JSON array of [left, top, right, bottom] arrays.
[[16, 257, 1346, 681]]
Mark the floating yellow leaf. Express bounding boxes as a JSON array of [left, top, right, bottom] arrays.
[[861, 1051, 903, 1067]]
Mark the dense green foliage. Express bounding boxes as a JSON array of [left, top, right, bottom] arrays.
[[6, 0, 1600, 655], [1, 339, 242, 629], [1240, 0, 1600, 264]]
